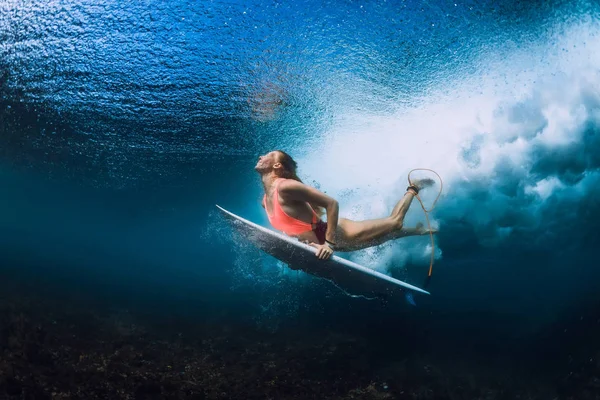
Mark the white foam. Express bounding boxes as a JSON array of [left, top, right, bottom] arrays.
[[294, 18, 600, 272]]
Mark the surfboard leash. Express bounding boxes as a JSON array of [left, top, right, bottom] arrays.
[[407, 168, 443, 288]]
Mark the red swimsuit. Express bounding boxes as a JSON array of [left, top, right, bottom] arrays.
[[263, 178, 327, 244]]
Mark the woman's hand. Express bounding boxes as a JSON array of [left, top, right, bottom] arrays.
[[308, 242, 334, 260]]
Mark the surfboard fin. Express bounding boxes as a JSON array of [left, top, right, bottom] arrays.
[[405, 292, 417, 306]]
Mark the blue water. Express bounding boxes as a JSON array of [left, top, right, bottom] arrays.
[[2, 0, 600, 397]]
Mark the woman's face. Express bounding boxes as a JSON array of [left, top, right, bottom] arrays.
[[254, 151, 280, 173]]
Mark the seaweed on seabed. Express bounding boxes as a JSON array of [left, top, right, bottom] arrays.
[[0, 305, 55, 399]]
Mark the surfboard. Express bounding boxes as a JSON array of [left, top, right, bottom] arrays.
[[216, 205, 430, 298]]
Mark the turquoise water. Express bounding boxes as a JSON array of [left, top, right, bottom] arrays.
[[1, 0, 600, 398]]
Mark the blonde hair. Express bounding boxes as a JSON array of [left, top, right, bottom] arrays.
[[275, 150, 325, 218]]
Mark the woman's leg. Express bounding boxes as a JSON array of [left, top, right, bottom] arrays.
[[336, 192, 412, 251], [337, 179, 436, 251]]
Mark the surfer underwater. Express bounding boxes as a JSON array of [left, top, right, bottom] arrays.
[[255, 150, 437, 260]]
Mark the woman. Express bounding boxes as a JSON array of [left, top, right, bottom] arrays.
[[256, 150, 436, 260]]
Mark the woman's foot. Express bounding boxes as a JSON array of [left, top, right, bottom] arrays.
[[411, 178, 436, 192], [398, 222, 438, 238], [416, 222, 438, 235]]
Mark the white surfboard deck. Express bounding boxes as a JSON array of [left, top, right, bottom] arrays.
[[216, 205, 430, 298]]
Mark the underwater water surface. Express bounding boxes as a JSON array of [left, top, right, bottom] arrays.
[[1, 0, 600, 398]]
